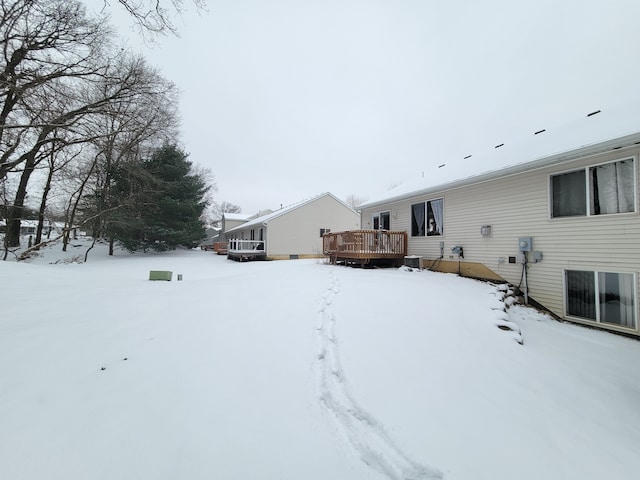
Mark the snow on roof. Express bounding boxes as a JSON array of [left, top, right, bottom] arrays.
[[225, 192, 351, 233], [15, 219, 52, 227], [222, 213, 251, 221], [360, 100, 640, 209], [20, 220, 39, 227]]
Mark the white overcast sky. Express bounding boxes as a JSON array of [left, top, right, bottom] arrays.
[[87, 0, 640, 214]]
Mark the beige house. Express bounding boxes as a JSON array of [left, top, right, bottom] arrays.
[[358, 104, 640, 336], [224, 192, 360, 260], [221, 212, 253, 234]]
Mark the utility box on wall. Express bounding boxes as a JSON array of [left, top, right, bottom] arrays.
[[518, 237, 533, 252]]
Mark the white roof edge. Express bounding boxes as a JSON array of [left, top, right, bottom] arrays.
[[225, 192, 354, 233]]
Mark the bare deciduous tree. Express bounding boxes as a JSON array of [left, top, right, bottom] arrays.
[[344, 193, 368, 210], [81, 55, 180, 254], [0, 0, 112, 178], [0, 1, 184, 248], [206, 200, 241, 227], [1, 0, 111, 248], [4, 54, 176, 247], [0, 1, 209, 256], [100, 0, 207, 37], [33, 133, 86, 245]]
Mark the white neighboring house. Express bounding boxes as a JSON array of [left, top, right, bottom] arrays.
[[220, 212, 253, 236], [0, 219, 55, 237], [358, 102, 640, 337], [224, 193, 360, 260]]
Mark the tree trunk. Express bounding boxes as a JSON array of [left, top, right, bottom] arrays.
[[35, 140, 59, 245], [4, 212, 21, 248], [5, 154, 39, 247], [62, 229, 69, 252], [35, 160, 55, 246], [64, 169, 94, 252], [84, 237, 98, 262]]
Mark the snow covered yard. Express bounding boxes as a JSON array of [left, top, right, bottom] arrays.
[[1, 243, 639, 480]]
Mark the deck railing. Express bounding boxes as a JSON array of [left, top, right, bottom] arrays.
[[322, 229, 407, 263], [227, 239, 265, 252], [213, 242, 228, 254]]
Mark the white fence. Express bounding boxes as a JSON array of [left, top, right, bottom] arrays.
[[227, 239, 265, 252]]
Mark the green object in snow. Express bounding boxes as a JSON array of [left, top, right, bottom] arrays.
[[149, 270, 172, 281]]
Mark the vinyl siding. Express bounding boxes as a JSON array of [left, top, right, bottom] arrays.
[[221, 218, 248, 238], [361, 144, 640, 335], [229, 194, 360, 258], [267, 195, 360, 256]]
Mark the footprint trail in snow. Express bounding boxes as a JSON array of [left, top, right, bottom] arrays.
[[316, 271, 443, 480]]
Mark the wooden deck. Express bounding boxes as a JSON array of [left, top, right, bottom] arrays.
[[213, 242, 228, 255], [201, 241, 228, 254], [322, 229, 408, 266]]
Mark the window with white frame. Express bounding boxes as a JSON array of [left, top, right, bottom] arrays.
[[411, 198, 443, 236], [372, 212, 390, 230], [565, 270, 636, 329], [551, 157, 636, 218]]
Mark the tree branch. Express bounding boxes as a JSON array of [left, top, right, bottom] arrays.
[[16, 204, 123, 261]]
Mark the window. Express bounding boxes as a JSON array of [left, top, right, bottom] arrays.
[[551, 158, 635, 218], [320, 228, 331, 237], [552, 170, 586, 217], [590, 159, 635, 214], [565, 270, 636, 329], [411, 198, 443, 236], [372, 212, 390, 230], [250, 229, 255, 240]]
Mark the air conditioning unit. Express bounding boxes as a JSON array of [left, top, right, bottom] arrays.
[[404, 255, 421, 269]]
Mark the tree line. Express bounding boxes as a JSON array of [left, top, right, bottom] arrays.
[[0, 0, 213, 260]]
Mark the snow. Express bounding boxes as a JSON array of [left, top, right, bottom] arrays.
[[1, 241, 639, 480], [221, 212, 252, 221], [361, 99, 640, 208]]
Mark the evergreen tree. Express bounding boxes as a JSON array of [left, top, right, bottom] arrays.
[[113, 144, 209, 252]]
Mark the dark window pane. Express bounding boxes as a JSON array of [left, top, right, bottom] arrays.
[[411, 203, 425, 236], [566, 270, 596, 319], [599, 272, 636, 328], [552, 170, 586, 217], [380, 212, 390, 230]]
